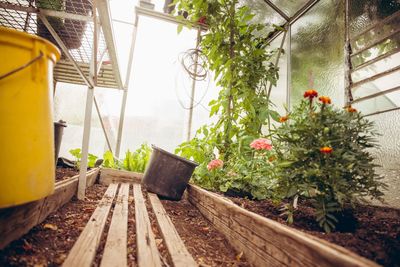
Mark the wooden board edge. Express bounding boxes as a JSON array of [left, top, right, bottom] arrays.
[[187, 184, 380, 267], [0, 168, 99, 250], [99, 168, 143, 185]]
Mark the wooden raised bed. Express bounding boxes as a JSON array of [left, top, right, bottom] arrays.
[[91, 169, 382, 266], [99, 167, 143, 185], [0, 168, 99, 249], [186, 184, 379, 267]]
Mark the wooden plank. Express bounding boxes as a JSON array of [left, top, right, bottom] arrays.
[[148, 193, 197, 267], [133, 184, 162, 267], [100, 183, 130, 267], [187, 185, 379, 267], [86, 168, 100, 187], [100, 168, 143, 185], [0, 168, 99, 249], [63, 183, 118, 267]]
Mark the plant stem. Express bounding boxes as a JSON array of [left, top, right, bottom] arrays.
[[223, 1, 236, 161]]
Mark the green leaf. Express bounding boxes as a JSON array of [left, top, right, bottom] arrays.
[[177, 24, 183, 34]]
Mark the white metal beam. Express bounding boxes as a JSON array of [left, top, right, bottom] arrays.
[[115, 15, 139, 158], [186, 28, 201, 141], [135, 6, 207, 30], [77, 3, 98, 200], [97, 0, 124, 89]]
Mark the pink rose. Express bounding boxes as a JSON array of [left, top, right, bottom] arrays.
[[250, 138, 273, 151], [207, 159, 223, 171]]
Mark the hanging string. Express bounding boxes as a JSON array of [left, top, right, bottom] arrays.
[[174, 47, 211, 110]]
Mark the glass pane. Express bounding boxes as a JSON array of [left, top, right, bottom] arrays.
[[269, 33, 288, 115], [54, 84, 109, 159], [349, 0, 400, 38], [350, 13, 400, 54], [240, 0, 286, 33], [351, 32, 400, 68], [271, 0, 310, 17], [352, 91, 399, 115], [351, 51, 400, 83], [290, 0, 345, 107], [368, 110, 400, 207], [352, 69, 400, 101], [120, 16, 215, 153]]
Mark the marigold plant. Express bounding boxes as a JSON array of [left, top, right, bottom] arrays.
[[273, 90, 386, 233]]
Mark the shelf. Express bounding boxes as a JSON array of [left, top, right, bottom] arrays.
[[0, 0, 122, 89]]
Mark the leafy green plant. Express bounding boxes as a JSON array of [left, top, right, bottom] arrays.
[[122, 143, 152, 173], [173, 0, 281, 194], [68, 148, 98, 169], [102, 150, 118, 169], [272, 90, 386, 232]]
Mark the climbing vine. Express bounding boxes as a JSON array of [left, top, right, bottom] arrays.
[[173, 0, 279, 197]]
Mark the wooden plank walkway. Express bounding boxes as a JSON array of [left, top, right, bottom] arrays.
[[62, 182, 197, 267]]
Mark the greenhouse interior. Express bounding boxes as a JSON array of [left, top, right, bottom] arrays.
[[0, 0, 399, 266]]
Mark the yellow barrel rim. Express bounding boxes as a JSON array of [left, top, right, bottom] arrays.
[[0, 26, 61, 63]]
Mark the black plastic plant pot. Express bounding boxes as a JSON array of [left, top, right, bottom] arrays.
[[143, 145, 198, 201], [54, 120, 67, 165]]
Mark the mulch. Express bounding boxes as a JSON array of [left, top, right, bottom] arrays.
[[0, 184, 108, 267], [55, 167, 79, 182], [161, 196, 251, 267], [225, 196, 400, 267], [0, 183, 251, 267]]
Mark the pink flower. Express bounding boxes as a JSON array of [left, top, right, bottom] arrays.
[[250, 138, 273, 151], [207, 159, 223, 171]]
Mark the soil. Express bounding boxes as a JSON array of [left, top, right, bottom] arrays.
[[225, 195, 400, 267], [0, 184, 108, 267], [55, 167, 79, 182], [161, 196, 251, 267], [0, 183, 251, 267]]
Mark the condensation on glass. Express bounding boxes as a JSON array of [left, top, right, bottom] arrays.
[[348, 0, 400, 207], [269, 33, 288, 115], [270, 0, 310, 17], [290, 0, 345, 106], [241, 0, 286, 34], [349, 0, 400, 115]]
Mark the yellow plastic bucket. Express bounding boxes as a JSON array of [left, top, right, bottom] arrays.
[[0, 27, 60, 208]]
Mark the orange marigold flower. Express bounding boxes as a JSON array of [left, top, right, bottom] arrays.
[[268, 155, 276, 162], [320, 146, 333, 154], [318, 96, 331, 104], [346, 106, 357, 113], [303, 89, 318, 99], [279, 115, 289, 123]]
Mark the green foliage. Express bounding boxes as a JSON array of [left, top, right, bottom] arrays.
[[69, 148, 98, 169], [272, 97, 386, 232], [101, 144, 152, 173], [173, 0, 280, 162], [173, 0, 281, 197], [102, 150, 118, 169], [122, 143, 152, 173]]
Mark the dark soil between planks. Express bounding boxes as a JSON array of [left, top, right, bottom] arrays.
[[225, 195, 400, 267], [0, 184, 108, 267], [161, 196, 251, 267], [55, 167, 79, 182]]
